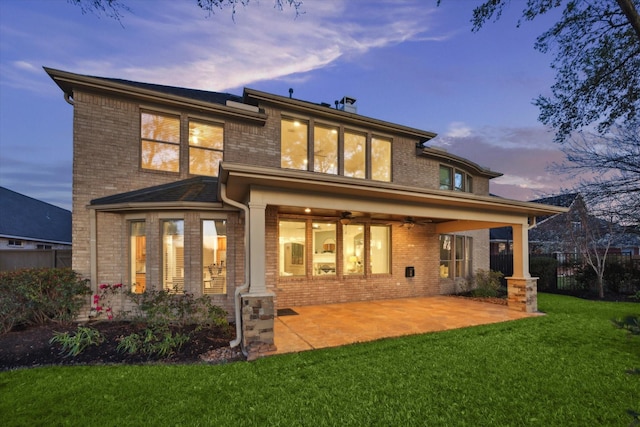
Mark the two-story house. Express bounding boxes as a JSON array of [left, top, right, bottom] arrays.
[[46, 67, 565, 358]]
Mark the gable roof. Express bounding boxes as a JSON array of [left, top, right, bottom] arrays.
[[530, 193, 580, 208], [90, 176, 220, 207], [0, 187, 71, 244]]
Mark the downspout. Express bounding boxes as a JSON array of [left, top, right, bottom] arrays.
[[220, 183, 249, 355]]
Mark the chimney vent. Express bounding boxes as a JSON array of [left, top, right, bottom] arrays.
[[338, 96, 357, 114]]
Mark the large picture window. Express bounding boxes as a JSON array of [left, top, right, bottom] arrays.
[[281, 118, 308, 170], [370, 225, 390, 274], [189, 121, 223, 177], [279, 220, 306, 276], [141, 112, 180, 172], [129, 221, 146, 294], [312, 222, 336, 276], [202, 220, 227, 294], [343, 224, 364, 275], [440, 234, 472, 279], [162, 220, 184, 292]]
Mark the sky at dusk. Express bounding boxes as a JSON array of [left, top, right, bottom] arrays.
[[0, 0, 572, 211]]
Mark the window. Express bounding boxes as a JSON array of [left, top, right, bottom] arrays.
[[370, 225, 390, 274], [281, 118, 308, 170], [203, 220, 227, 294], [281, 119, 392, 181], [440, 234, 472, 279], [343, 224, 364, 275], [314, 125, 338, 174], [440, 165, 473, 193], [162, 220, 184, 292], [130, 221, 146, 294], [343, 131, 366, 178], [279, 220, 306, 276], [141, 112, 180, 172], [312, 222, 336, 275], [189, 121, 223, 176], [371, 136, 391, 182], [36, 244, 52, 250], [8, 239, 23, 247]]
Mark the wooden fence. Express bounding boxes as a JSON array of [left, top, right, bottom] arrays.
[[0, 250, 72, 271]]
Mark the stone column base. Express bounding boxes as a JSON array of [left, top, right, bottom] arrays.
[[507, 277, 538, 313], [241, 293, 277, 361]]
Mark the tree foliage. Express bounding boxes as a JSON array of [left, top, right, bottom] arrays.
[[470, 0, 640, 142], [68, 0, 303, 21], [552, 120, 640, 226]]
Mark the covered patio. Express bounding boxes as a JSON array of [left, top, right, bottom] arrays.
[[264, 296, 542, 357]]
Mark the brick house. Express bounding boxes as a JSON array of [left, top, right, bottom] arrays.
[[46, 67, 565, 357]]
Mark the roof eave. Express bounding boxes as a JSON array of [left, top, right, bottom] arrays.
[[44, 67, 267, 125], [243, 87, 437, 143]]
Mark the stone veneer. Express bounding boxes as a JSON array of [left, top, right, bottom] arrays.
[[241, 293, 277, 360], [507, 277, 538, 313]]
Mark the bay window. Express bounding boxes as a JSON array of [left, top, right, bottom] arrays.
[[162, 220, 184, 292], [202, 220, 227, 294], [129, 221, 146, 294]]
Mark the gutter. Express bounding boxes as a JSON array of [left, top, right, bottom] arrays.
[[220, 183, 249, 356]]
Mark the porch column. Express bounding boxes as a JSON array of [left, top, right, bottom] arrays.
[[508, 223, 538, 312], [243, 200, 276, 359]]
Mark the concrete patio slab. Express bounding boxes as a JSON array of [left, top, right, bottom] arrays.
[[266, 296, 541, 356]]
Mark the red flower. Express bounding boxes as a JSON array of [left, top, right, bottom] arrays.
[[114, 283, 123, 288], [96, 306, 103, 312], [93, 295, 100, 304], [99, 283, 108, 289]]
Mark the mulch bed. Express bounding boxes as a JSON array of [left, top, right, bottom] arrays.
[[0, 321, 245, 371]]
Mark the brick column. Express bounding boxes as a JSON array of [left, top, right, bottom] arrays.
[[507, 277, 538, 312], [242, 293, 277, 360]]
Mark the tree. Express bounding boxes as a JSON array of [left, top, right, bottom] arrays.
[[565, 196, 616, 299], [553, 120, 640, 227], [468, 0, 640, 143], [68, 0, 303, 21]]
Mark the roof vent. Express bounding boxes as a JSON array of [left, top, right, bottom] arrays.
[[338, 96, 357, 114]]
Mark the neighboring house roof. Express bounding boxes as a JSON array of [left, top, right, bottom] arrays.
[[90, 176, 219, 206], [0, 187, 71, 244]]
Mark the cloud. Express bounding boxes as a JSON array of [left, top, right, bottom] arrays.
[[2, 1, 442, 93], [445, 122, 472, 138]]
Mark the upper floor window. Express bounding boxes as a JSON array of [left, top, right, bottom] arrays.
[[281, 118, 391, 182], [141, 112, 180, 172], [440, 165, 473, 193], [281, 118, 308, 170], [344, 131, 366, 179], [371, 136, 391, 182], [189, 121, 224, 176], [314, 125, 338, 174]]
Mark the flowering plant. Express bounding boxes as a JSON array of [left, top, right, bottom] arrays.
[[90, 283, 123, 320]]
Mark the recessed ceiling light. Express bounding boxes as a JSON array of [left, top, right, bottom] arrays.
[[304, 208, 311, 213]]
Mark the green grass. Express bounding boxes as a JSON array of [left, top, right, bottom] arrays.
[[1, 294, 639, 426]]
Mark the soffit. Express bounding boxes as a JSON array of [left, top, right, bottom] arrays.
[[219, 162, 568, 221]]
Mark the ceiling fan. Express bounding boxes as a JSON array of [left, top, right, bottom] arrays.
[[399, 216, 432, 229]]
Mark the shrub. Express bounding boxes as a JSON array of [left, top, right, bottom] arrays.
[[0, 268, 91, 333], [530, 257, 558, 291], [49, 326, 105, 357], [93, 283, 229, 358], [471, 269, 504, 298]]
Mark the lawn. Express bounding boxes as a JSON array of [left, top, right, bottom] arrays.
[[1, 293, 639, 426]]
